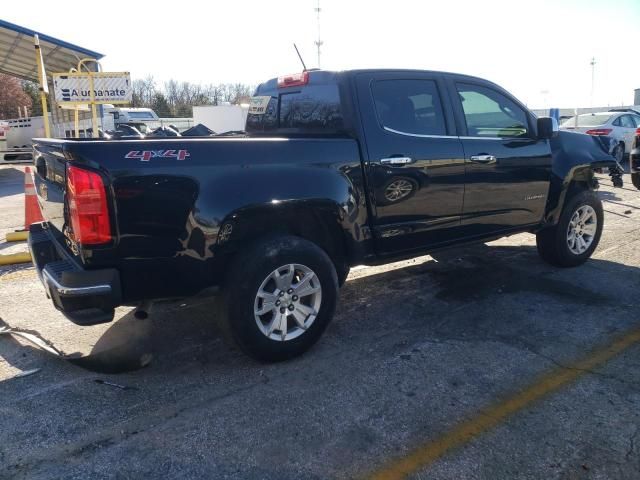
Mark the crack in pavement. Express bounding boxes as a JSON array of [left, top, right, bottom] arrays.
[[626, 426, 639, 461]]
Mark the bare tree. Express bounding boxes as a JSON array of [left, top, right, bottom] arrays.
[[130, 77, 254, 117], [131, 76, 157, 108]]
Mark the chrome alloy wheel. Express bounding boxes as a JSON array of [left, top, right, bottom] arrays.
[[384, 179, 414, 202], [253, 264, 322, 341], [614, 144, 624, 164], [566, 205, 597, 255]]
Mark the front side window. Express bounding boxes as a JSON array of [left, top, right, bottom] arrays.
[[371, 79, 447, 136], [456, 83, 529, 138]]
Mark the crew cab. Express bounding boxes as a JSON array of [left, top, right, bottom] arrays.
[[29, 69, 618, 361]]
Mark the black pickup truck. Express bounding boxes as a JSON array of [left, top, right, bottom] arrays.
[[29, 69, 618, 361]]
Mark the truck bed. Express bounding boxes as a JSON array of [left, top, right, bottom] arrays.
[[32, 136, 366, 303]]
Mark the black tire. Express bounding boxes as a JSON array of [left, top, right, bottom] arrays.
[[221, 235, 338, 362], [613, 143, 625, 166], [632, 173, 640, 190], [336, 265, 350, 287], [536, 190, 603, 268]]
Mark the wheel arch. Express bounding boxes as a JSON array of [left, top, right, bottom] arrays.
[[217, 200, 358, 278], [543, 166, 597, 225]]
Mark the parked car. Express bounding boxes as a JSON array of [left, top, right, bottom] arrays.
[[29, 69, 618, 362], [609, 107, 640, 116], [560, 111, 640, 164]]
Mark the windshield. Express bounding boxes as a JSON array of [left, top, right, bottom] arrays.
[[561, 114, 612, 127]]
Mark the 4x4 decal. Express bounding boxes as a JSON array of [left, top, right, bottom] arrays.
[[125, 149, 190, 161]]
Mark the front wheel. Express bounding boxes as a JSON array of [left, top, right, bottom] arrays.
[[632, 173, 640, 190], [222, 236, 338, 362], [536, 190, 603, 268]]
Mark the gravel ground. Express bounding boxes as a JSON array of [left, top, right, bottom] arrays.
[[0, 163, 639, 479]]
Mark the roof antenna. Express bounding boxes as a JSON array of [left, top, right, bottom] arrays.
[[293, 43, 307, 71]]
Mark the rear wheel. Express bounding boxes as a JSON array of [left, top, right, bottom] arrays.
[[222, 236, 338, 362], [613, 143, 625, 167], [632, 173, 640, 190], [536, 190, 603, 267]]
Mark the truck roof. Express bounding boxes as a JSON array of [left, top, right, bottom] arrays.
[[256, 68, 496, 90], [248, 68, 508, 137]]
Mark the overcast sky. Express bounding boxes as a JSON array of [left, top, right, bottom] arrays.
[[5, 0, 640, 108]]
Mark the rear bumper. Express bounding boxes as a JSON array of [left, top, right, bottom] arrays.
[[28, 223, 122, 325]]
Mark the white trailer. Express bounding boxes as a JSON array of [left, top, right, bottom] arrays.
[[0, 116, 48, 163], [193, 105, 249, 133]]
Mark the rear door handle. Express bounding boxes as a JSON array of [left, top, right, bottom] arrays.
[[469, 154, 497, 164], [380, 156, 414, 165]]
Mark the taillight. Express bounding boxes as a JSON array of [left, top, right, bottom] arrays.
[[585, 128, 612, 136], [66, 165, 111, 245], [636, 127, 640, 135], [277, 71, 309, 88]]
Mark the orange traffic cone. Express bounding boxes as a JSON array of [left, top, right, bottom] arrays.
[[24, 166, 44, 228]]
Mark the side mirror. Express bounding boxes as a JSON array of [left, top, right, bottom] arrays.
[[537, 116, 559, 140]]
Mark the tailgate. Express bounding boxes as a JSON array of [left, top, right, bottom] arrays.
[[32, 140, 67, 234]]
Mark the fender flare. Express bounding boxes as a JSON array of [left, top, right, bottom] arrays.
[[543, 165, 597, 225]]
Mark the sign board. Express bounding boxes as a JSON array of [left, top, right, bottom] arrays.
[[53, 72, 132, 105]]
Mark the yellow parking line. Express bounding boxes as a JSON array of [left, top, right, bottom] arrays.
[[368, 327, 640, 480]]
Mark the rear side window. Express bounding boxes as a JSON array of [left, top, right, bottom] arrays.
[[456, 83, 529, 138], [371, 79, 447, 136], [561, 114, 613, 128], [620, 115, 635, 128]]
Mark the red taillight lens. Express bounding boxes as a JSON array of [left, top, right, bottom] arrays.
[[585, 128, 612, 136], [66, 165, 111, 245], [277, 71, 309, 88], [636, 127, 640, 135]]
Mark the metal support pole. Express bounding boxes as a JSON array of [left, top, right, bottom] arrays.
[[34, 35, 51, 138], [314, 0, 323, 68], [590, 57, 596, 110], [88, 72, 99, 138]]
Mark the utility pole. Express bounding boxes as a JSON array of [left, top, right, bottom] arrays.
[[590, 56, 596, 110], [314, 0, 323, 68]]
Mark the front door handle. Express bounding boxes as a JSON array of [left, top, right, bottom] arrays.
[[380, 156, 414, 165], [469, 154, 497, 164]]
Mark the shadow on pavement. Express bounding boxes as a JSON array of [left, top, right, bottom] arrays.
[[1, 241, 638, 375]]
